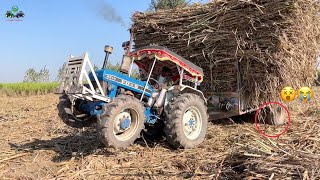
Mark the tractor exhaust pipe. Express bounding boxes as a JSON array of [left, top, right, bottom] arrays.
[[120, 28, 134, 74], [122, 28, 133, 55], [127, 28, 133, 55], [103, 45, 113, 69]]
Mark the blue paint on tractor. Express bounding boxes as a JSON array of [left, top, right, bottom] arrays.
[[189, 119, 194, 127], [87, 69, 159, 124], [120, 118, 131, 130], [108, 84, 118, 99], [145, 107, 159, 124], [80, 101, 105, 116], [89, 69, 154, 97]]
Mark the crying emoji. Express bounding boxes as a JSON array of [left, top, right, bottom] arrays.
[[280, 87, 296, 102], [298, 87, 313, 103]]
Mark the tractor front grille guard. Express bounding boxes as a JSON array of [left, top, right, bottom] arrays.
[[56, 53, 110, 103]]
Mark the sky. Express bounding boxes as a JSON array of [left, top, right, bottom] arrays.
[[0, 0, 318, 83], [0, 0, 155, 82]]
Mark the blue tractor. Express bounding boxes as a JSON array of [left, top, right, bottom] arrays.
[[16, 11, 24, 18], [56, 34, 208, 149]]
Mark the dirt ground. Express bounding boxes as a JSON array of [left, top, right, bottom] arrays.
[[0, 88, 319, 180]]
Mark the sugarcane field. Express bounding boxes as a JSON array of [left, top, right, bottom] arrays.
[[1, 0, 320, 179]]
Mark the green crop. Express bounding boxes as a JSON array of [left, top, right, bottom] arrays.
[[0, 82, 59, 96]]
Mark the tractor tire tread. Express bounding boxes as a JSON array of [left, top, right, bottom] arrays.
[[164, 93, 208, 149], [97, 95, 145, 149], [57, 94, 96, 128]]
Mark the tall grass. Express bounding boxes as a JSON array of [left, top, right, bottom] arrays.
[[0, 82, 59, 96]]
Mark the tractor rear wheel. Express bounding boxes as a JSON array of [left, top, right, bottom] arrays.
[[164, 93, 208, 149], [57, 94, 97, 128], [97, 95, 145, 148]]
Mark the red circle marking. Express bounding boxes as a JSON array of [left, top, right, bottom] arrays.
[[254, 102, 290, 138]]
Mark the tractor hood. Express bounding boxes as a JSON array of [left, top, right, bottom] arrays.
[[89, 69, 154, 97]]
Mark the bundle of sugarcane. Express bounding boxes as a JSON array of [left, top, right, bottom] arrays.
[[131, 0, 320, 108]]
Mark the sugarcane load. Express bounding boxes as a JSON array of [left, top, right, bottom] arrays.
[[131, 0, 320, 113]]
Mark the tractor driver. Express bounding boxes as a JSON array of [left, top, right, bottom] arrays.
[[157, 66, 173, 89]]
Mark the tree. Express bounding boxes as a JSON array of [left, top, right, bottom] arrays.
[[93, 64, 99, 71], [149, 0, 188, 11], [57, 63, 100, 82], [106, 62, 121, 71], [56, 63, 66, 82], [24, 66, 50, 83], [106, 62, 140, 79]]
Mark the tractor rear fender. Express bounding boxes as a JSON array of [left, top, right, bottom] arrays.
[[179, 86, 207, 105]]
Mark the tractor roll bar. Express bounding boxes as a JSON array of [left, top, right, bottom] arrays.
[[140, 58, 157, 101]]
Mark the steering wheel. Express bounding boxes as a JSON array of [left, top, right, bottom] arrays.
[[148, 78, 160, 89]]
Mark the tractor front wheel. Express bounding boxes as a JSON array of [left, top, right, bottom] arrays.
[[57, 94, 97, 128], [164, 93, 208, 149], [97, 95, 145, 148]]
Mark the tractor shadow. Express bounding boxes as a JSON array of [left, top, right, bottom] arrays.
[[9, 129, 114, 162], [8, 114, 259, 161], [136, 113, 258, 149], [137, 113, 259, 149], [8, 127, 172, 161], [136, 131, 170, 149]]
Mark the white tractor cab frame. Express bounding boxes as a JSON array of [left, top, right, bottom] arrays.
[[120, 45, 207, 106]]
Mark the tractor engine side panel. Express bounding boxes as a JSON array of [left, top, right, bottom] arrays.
[[89, 69, 154, 98]]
